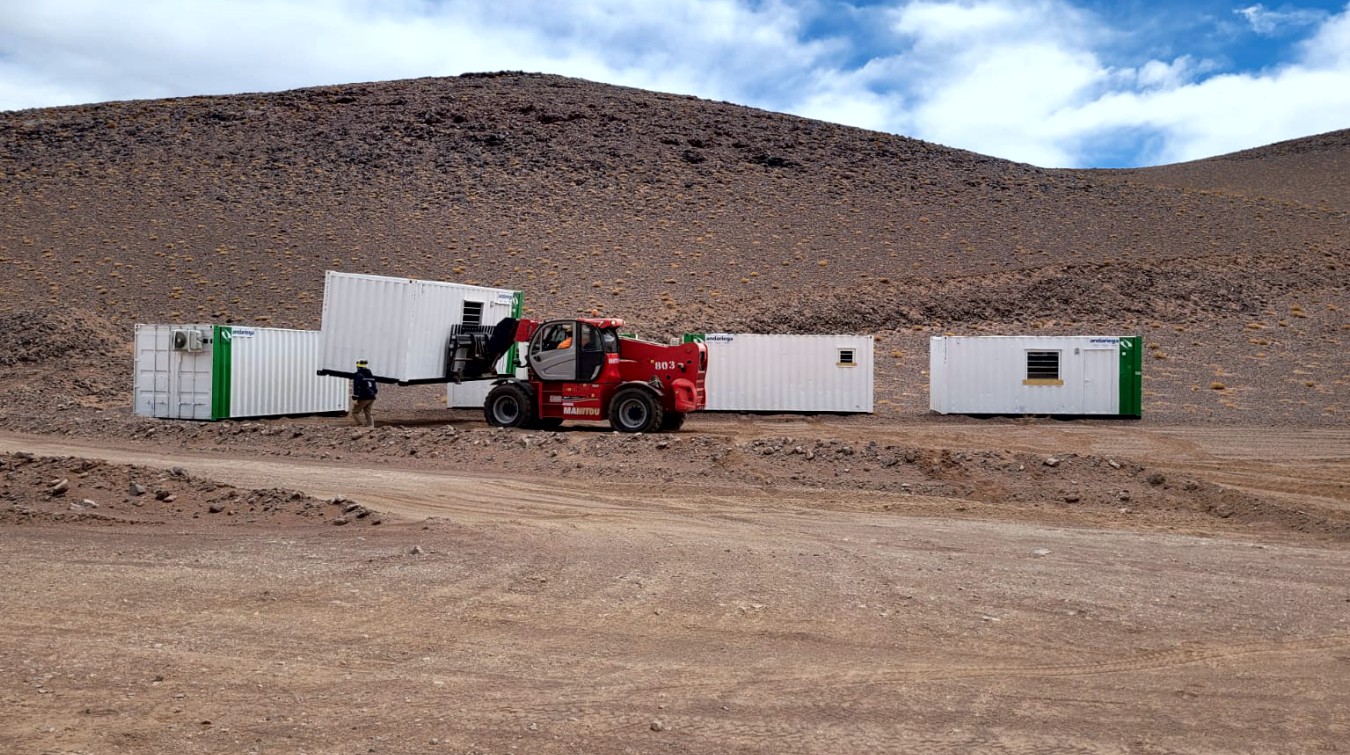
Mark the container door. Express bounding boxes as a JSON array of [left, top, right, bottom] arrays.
[[173, 348, 214, 420], [134, 325, 171, 418], [1082, 348, 1117, 414], [134, 326, 213, 419]]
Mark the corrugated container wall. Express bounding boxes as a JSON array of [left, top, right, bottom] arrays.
[[134, 324, 348, 420], [929, 336, 1142, 417], [685, 333, 874, 413], [227, 327, 349, 418], [319, 271, 520, 383]]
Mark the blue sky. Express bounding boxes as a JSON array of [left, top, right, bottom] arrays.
[[1, 0, 1347, 168]]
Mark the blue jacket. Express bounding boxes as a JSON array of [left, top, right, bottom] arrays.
[[352, 367, 378, 400]]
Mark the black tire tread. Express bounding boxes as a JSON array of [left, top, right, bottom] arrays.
[[484, 382, 534, 428], [609, 385, 663, 433]]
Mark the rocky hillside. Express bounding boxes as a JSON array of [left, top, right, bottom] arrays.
[[1, 73, 1345, 423]]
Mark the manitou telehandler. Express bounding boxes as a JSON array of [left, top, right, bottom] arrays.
[[447, 316, 707, 433]]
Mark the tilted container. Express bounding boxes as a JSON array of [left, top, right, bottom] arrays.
[[929, 335, 1142, 417], [682, 333, 874, 413], [134, 324, 348, 420], [318, 271, 522, 384]]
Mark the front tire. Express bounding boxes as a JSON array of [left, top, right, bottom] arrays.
[[485, 383, 534, 428], [609, 386, 663, 433]]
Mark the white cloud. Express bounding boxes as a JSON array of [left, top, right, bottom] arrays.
[[1132, 56, 1203, 90], [0, 0, 823, 108], [858, 0, 1350, 166], [1300, 3, 1350, 66], [0, 0, 1347, 167], [1044, 3, 1350, 163], [1235, 3, 1328, 35]]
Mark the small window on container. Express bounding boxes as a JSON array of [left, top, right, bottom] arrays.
[[1026, 350, 1061, 382], [462, 301, 484, 329], [838, 348, 857, 367]]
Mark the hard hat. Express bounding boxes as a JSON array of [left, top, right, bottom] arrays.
[[356, 359, 368, 367]]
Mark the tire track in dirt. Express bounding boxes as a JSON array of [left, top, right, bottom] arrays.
[[337, 633, 1350, 755], [0, 433, 865, 532]]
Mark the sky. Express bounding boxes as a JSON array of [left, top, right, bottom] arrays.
[[1, 0, 1348, 168]]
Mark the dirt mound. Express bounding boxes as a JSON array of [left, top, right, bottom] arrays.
[[0, 307, 126, 367], [0, 308, 133, 412], [0, 452, 379, 527], [5, 411, 1347, 542]]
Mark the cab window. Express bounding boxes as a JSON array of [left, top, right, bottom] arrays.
[[533, 322, 574, 354], [579, 324, 604, 352]]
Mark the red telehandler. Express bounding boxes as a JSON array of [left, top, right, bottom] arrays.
[[447, 316, 707, 433]]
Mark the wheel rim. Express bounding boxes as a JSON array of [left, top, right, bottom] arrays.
[[617, 397, 649, 429], [492, 395, 520, 425]]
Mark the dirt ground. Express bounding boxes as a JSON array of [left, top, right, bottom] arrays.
[[1, 416, 1347, 754]]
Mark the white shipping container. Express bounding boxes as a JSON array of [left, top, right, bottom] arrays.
[[445, 365, 526, 409], [319, 271, 520, 384], [929, 336, 1142, 417], [686, 333, 874, 413], [134, 324, 349, 420], [445, 379, 495, 410]]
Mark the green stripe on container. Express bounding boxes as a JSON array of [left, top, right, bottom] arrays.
[[1118, 335, 1142, 417], [210, 325, 233, 420], [504, 291, 525, 373]]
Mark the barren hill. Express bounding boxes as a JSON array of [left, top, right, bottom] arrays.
[[1, 72, 1345, 423], [1105, 128, 1350, 213]]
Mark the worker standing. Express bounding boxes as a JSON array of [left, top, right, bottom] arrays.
[[351, 359, 378, 427]]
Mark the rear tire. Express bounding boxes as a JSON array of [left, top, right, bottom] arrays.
[[484, 383, 534, 428], [609, 386, 663, 433], [657, 412, 686, 432]]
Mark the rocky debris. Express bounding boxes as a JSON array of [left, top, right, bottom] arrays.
[[0, 453, 336, 528], [0, 308, 125, 368], [1, 412, 1346, 539]]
